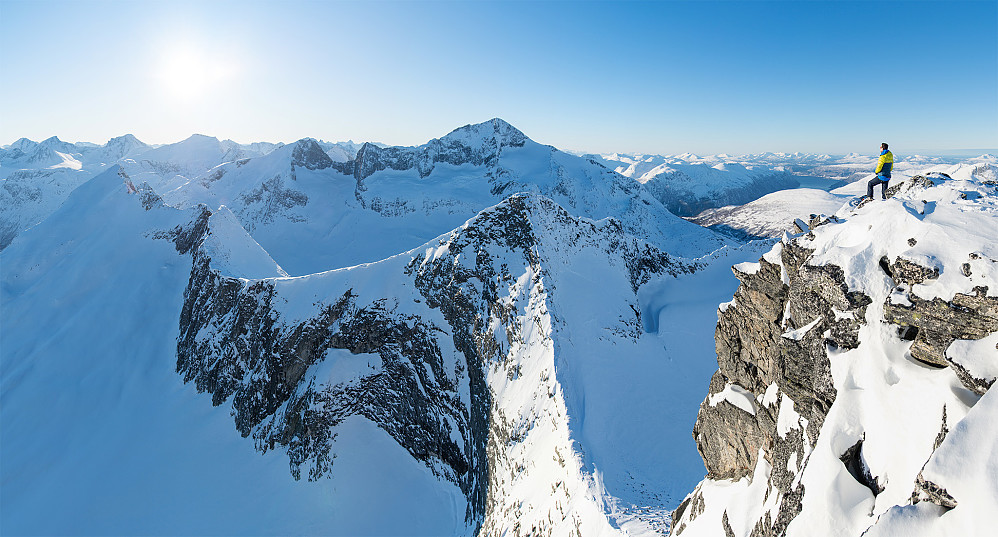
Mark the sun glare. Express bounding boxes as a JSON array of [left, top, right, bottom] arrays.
[[155, 42, 236, 100]]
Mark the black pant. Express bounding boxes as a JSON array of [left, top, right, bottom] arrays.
[[867, 176, 889, 199]]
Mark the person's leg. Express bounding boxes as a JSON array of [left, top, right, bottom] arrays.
[[880, 178, 889, 199], [867, 177, 878, 198]]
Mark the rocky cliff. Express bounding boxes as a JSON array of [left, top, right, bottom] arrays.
[[672, 171, 998, 537], [175, 193, 698, 535]]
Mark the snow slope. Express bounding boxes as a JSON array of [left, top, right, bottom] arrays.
[[689, 188, 851, 240], [0, 133, 282, 251], [0, 166, 467, 535]]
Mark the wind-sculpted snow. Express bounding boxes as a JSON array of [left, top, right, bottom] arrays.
[[176, 193, 700, 534], [673, 166, 998, 537], [689, 189, 849, 241]]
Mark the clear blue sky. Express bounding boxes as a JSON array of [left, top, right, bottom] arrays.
[[2, 0, 996, 155]]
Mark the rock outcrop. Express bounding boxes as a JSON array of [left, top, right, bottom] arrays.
[[684, 228, 871, 536], [672, 172, 998, 536]]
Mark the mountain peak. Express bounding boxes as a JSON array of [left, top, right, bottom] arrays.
[[7, 137, 37, 152], [441, 118, 528, 149], [183, 133, 221, 144], [108, 134, 145, 146], [290, 138, 333, 170]]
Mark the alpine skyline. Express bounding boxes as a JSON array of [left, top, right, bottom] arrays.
[[2, 0, 996, 155]]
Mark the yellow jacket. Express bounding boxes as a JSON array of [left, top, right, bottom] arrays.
[[875, 150, 894, 178]]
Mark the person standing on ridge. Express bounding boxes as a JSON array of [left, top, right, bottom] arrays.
[[866, 142, 893, 200]]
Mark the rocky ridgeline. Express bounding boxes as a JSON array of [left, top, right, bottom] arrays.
[[344, 119, 528, 181], [173, 193, 696, 535], [672, 174, 998, 536], [328, 119, 529, 213], [290, 138, 334, 171]]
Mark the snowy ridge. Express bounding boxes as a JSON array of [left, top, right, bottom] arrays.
[[156, 118, 727, 275], [343, 119, 727, 259], [672, 165, 998, 536], [0, 133, 278, 251], [689, 188, 848, 241], [175, 191, 703, 535]]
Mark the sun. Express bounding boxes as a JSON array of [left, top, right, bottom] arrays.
[[155, 42, 235, 100]]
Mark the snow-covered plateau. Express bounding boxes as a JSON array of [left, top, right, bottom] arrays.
[[1, 120, 995, 536]]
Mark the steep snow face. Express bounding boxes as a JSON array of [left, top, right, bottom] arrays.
[[0, 167, 93, 249], [0, 136, 150, 249], [672, 166, 998, 537], [0, 135, 142, 250]]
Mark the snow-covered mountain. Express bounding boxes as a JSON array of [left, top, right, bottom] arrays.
[[0, 157, 766, 535], [0, 133, 281, 250], [2, 120, 996, 536], [671, 165, 998, 536], [591, 153, 803, 217], [165, 119, 729, 275], [592, 151, 992, 219]]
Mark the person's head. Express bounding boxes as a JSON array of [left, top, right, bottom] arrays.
[[881, 142, 889, 151]]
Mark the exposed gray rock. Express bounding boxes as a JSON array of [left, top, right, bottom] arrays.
[[136, 182, 163, 210], [682, 235, 871, 536], [344, 119, 527, 188], [885, 174, 940, 198], [672, 488, 706, 535], [235, 175, 309, 230], [913, 473, 957, 510], [722, 511, 736, 537], [290, 139, 334, 171], [839, 437, 883, 498], [910, 406, 957, 510], [884, 285, 998, 370], [947, 347, 998, 396], [882, 256, 940, 286], [693, 373, 772, 481]]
